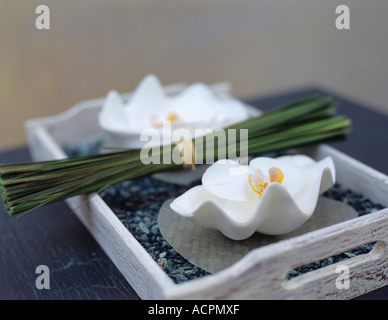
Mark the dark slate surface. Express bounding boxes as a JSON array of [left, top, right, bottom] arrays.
[[0, 88, 387, 300], [247, 87, 388, 175], [0, 148, 140, 300]]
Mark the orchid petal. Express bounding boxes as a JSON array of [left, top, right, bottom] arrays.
[[125, 74, 170, 129], [202, 159, 252, 202], [169, 185, 225, 217], [170, 155, 337, 240], [99, 90, 127, 130], [275, 154, 316, 168], [249, 157, 305, 196], [172, 83, 219, 122], [99, 75, 251, 148]]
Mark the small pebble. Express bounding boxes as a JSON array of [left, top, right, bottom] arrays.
[[133, 216, 142, 223], [151, 225, 160, 235], [344, 252, 356, 258], [138, 222, 150, 234]]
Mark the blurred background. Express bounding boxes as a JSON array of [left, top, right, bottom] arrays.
[[1, 0, 387, 151]]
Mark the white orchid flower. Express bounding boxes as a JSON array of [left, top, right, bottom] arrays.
[[98, 74, 251, 149], [170, 155, 336, 240]]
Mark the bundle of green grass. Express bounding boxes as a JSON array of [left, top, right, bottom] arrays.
[[0, 95, 351, 216]]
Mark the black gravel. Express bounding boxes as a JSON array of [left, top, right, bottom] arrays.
[[63, 141, 385, 283], [99, 177, 209, 283]]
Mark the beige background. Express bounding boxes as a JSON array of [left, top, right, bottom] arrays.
[[1, 0, 387, 151]]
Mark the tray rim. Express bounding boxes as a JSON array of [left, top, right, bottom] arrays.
[[24, 85, 388, 300]]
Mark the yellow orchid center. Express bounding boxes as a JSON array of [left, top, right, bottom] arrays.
[[167, 112, 179, 122], [248, 167, 284, 198], [151, 112, 180, 128]]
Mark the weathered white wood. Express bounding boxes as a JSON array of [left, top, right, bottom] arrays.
[[295, 145, 388, 207], [167, 209, 387, 299], [25, 86, 388, 300], [27, 126, 177, 299]]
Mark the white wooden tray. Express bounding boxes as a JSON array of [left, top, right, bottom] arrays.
[[24, 84, 388, 300]]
